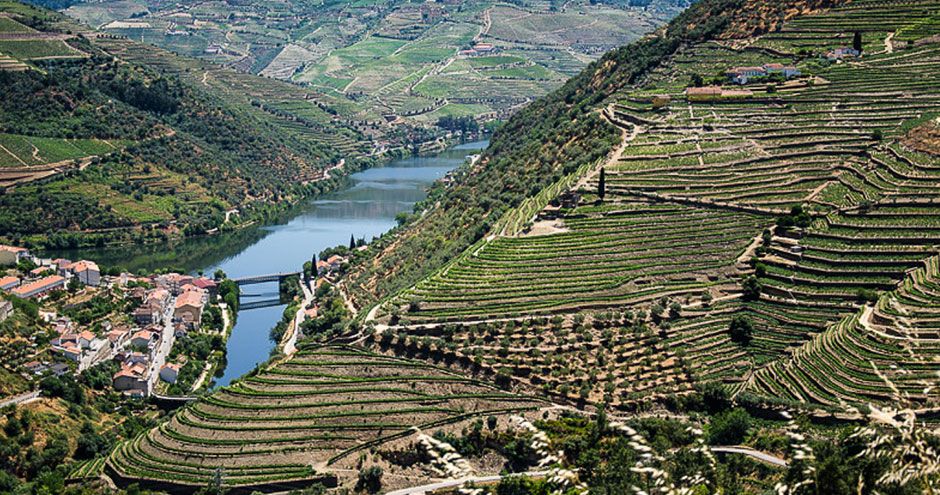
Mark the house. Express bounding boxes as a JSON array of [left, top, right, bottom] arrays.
[[57, 342, 82, 362], [174, 289, 205, 327], [157, 273, 194, 295], [726, 66, 767, 84], [107, 326, 131, 347], [0, 299, 12, 323], [0, 245, 30, 266], [30, 266, 52, 278], [53, 259, 72, 277], [825, 47, 860, 60], [78, 330, 97, 349], [762, 63, 801, 78], [205, 43, 223, 54], [173, 323, 189, 338], [192, 277, 218, 298], [726, 63, 801, 85], [11, 275, 66, 299], [159, 363, 180, 384], [0, 276, 20, 291], [133, 301, 162, 325], [113, 363, 148, 394], [130, 330, 157, 349], [685, 86, 723, 100], [48, 363, 70, 377], [72, 260, 101, 287], [23, 360, 46, 376], [473, 42, 495, 53], [125, 352, 149, 365]]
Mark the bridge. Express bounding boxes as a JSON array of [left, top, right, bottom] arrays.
[[239, 298, 287, 311], [232, 271, 302, 286]]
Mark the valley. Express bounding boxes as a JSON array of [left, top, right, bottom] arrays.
[[1, 0, 939, 494]]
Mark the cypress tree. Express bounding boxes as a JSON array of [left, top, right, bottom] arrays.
[[853, 31, 863, 53], [598, 167, 606, 200], [349, 234, 356, 250]]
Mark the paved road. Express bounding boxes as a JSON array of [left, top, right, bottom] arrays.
[[146, 302, 178, 394], [385, 471, 549, 495], [282, 279, 314, 355], [712, 446, 788, 467], [0, 391, 40, 409]]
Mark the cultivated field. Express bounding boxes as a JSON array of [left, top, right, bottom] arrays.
[[373, 0, 940, 413], [107, 344, 545, 490], [64, 0, 683, 124]]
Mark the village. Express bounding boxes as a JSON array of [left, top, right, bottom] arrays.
[[0, 244, 231, 399]]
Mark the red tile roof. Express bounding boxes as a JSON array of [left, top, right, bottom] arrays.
[[11, 275, 66, 298]]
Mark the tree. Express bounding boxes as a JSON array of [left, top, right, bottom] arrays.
[[853, 31, 863, 53], [356, 466, 383, 494], [708, 409, 751, 445], [700, 381, 731, 413], [349, 234, 356, 250], [598, 167, 606, 200], [741, 276, 761, 301], [729, 315, 753, 345]]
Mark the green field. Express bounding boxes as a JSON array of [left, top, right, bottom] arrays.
[[0, 39, 83, 59], [0, 15, 35, 32], [0, 133, 123, 167]]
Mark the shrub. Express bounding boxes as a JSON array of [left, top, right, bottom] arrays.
[[729, 315, 754, 345], [708, 409, 751, 445], [356, 466, 383, 494]]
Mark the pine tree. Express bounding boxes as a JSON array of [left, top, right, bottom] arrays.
[[598, 167, 606, 200]]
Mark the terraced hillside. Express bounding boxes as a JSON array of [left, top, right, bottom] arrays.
[[752, 255, 940, 408], [367, 0, 940, 413], [107, 344, 546, 491], [61, 0, 687, 124]]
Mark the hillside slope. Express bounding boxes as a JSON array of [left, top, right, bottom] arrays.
[[351, 0, 940, 413], [60, 0, 688, 125], [343, 0, 850, 308], [0, 1, 367, 250]]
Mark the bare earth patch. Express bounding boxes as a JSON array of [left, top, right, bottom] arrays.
[[521, 219, 569, 237], [901, 118, 940, 156]]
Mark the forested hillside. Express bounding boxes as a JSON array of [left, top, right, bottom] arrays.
[[0, 1, 364, 249]]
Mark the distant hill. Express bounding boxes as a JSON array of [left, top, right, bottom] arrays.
[[0, 1, 373, 250], [55, 0, 689, 125]]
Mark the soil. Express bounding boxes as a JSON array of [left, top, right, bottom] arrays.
[[900, 118, 940, 156]]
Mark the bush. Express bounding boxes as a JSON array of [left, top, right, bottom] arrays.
[[356, 466, 383, 494], [729, 315, 753, 345], [741, 276, 761, 301], [708, 409, 751, 445]]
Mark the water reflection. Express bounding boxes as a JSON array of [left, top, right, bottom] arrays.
[[47, 141, 488, 387]]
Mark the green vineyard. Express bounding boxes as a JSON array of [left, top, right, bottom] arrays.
[[373, 0, 940, 413], [107, 345, 545, 489]]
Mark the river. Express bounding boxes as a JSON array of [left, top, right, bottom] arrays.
[[46, 140, 488, 387]]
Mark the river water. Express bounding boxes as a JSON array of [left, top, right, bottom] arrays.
[[46, 140, 487, 387]]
